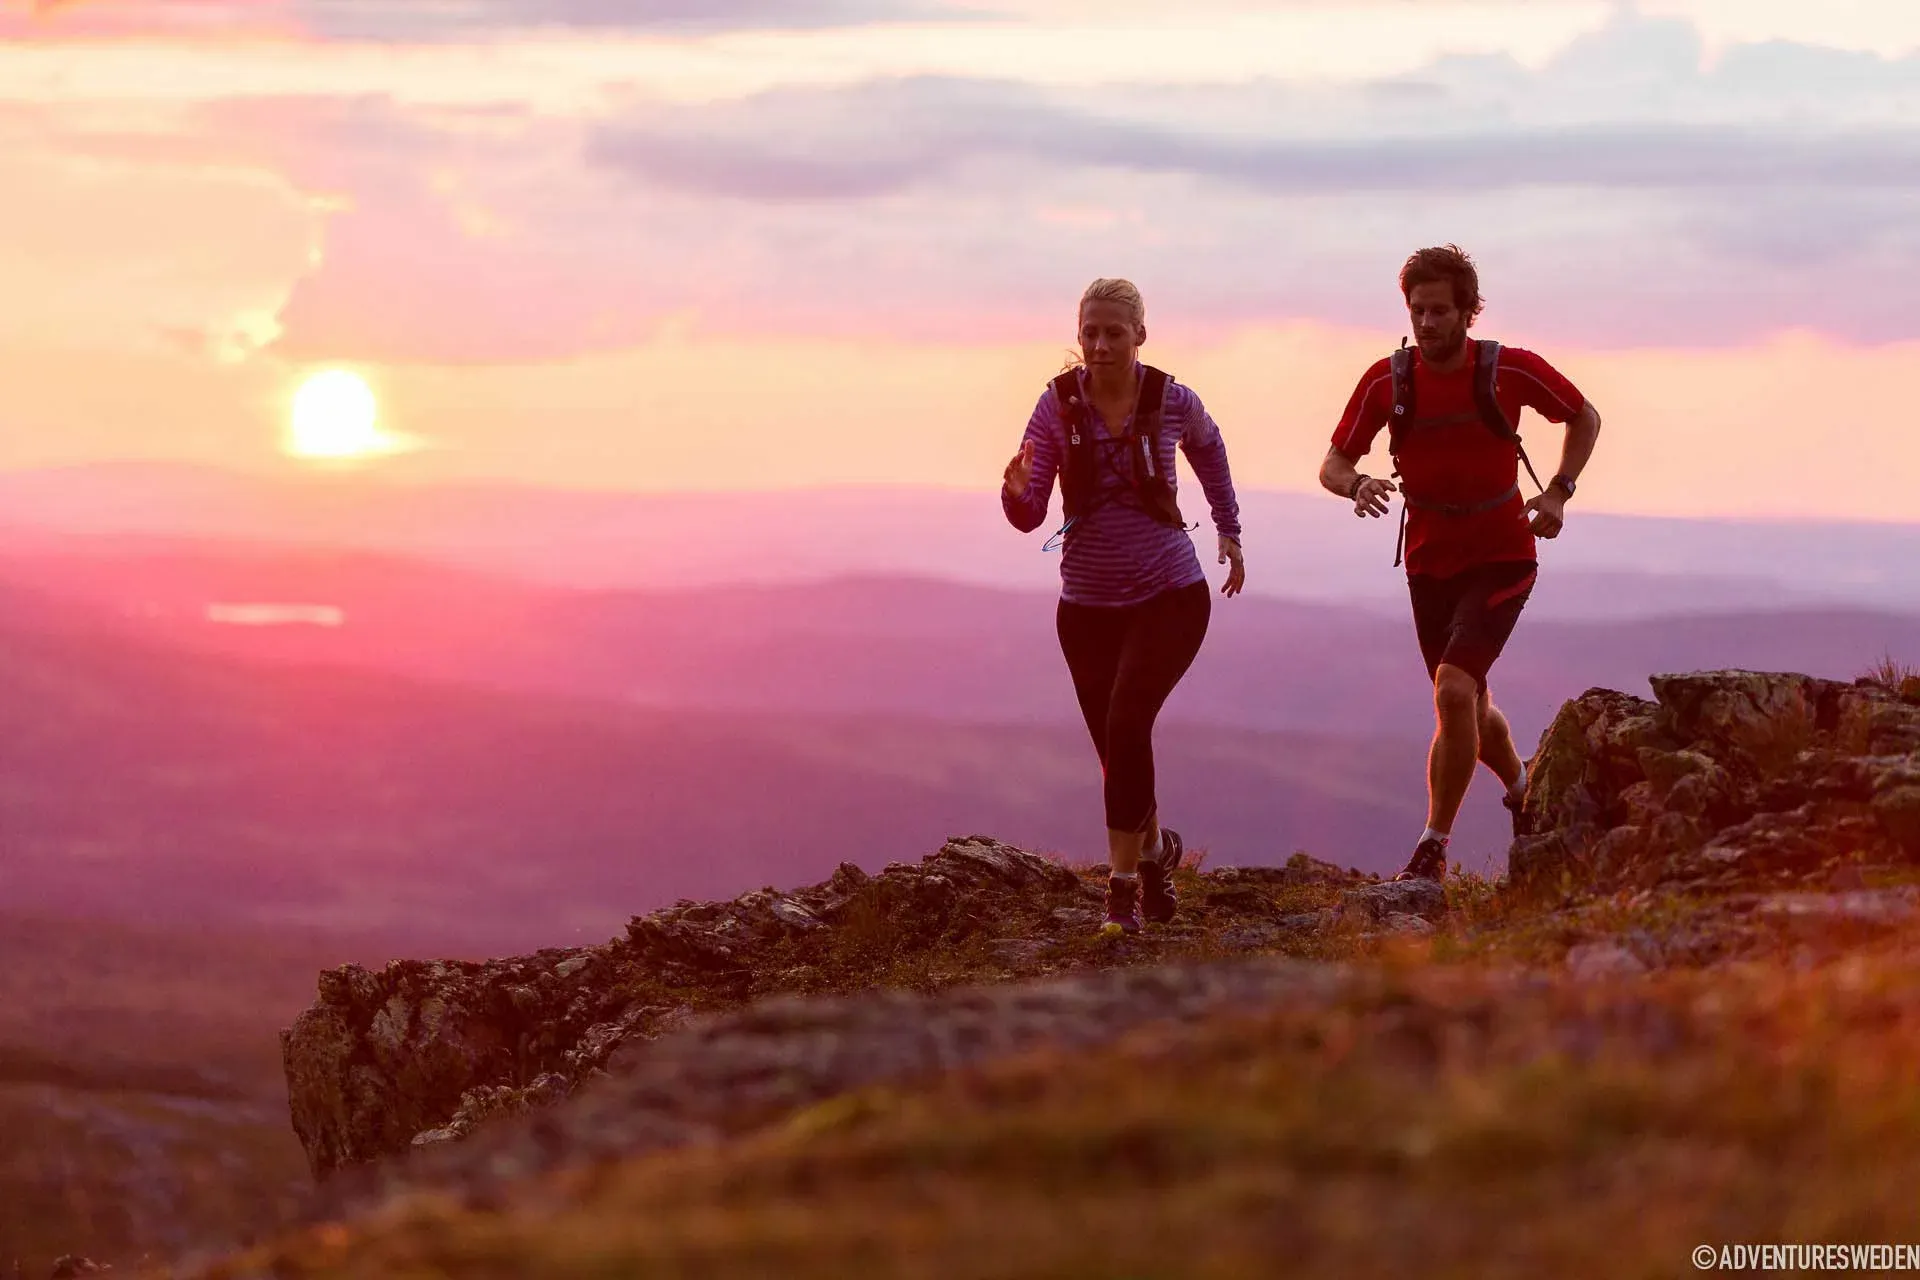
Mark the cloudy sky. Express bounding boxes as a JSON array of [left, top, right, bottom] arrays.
[[3, 0, 1919, 520]]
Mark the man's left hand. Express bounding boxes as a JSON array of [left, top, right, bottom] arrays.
[[1525, 489, 1567, 539]]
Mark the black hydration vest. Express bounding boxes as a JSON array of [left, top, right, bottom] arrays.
[[1385, 338, 1544, 567], [1052, 365, 1187, 530]]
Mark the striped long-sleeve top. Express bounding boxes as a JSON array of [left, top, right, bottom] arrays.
[[1002, 365, 1242, 607]]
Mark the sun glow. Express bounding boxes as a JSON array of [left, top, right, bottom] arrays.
[[287, 370, 391, 460]]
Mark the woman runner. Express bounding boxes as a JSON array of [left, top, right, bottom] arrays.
[[1001, 278, 1246, 935]]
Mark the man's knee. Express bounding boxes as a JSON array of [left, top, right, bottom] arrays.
[[1434, 665, 1480, 723]]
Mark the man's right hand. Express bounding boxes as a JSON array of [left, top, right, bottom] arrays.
[[1003, 440, 1035, 499], [1352, 475, 1397, 518]]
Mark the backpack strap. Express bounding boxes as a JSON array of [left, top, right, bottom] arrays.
[[1129, 366, 1188, 528], [1052, 371, 1095, 521], [1132, 366, 1170, 482], [1473, 340, 1545, 493], [1386, 340, 1415, 458]]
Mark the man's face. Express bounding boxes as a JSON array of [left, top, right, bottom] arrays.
[[1406, 280, 1469, 362]]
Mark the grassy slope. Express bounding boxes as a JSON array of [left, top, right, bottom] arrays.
[[195, 943, 1920, 1280], [179, 866, 1920, 1280]]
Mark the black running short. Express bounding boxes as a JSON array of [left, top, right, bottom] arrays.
[[1408, 559, 1537, 693]]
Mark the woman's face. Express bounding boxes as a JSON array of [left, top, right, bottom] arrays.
[[1078, 299, 1145, 372]]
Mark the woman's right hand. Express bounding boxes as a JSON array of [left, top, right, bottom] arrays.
[[1003, 440, 1035, 499]]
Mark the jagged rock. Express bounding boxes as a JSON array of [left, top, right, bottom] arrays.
[[312, 957, 1364, 1220], [1513, 672, 1913, 892], [282, 838, 1106, 1178], [1339, 880, 1447, 925], [1649, 670, 1831, 770], [1522, 688, 1668, 849], [1565, 942, 1649, 981]]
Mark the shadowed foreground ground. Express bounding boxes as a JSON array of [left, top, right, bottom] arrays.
[[194, 934, 1920, 1279]]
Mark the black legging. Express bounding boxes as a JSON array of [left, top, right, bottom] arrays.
[[1056, 579, 1212, 834]]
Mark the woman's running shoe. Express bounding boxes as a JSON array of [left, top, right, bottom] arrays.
[[1140, 827, 1186, 925]]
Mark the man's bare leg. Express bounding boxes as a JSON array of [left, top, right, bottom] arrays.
[[1476, 686, 1525, 794], [1427, 663, 1482, 835]]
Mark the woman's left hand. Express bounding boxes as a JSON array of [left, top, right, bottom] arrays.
[[1217, 535, 1245, 598]]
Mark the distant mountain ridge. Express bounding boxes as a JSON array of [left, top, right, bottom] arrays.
[[2, 462, 1918, 616], [2, 544, 1915, 751]]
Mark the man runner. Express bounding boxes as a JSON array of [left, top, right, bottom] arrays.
[[1319, 245, 1603, 882]]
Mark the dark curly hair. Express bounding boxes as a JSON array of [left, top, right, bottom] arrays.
[[1399, 244, 1484, 322]]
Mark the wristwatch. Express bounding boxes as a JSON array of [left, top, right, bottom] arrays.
[[1549, 473, 1577, 498]]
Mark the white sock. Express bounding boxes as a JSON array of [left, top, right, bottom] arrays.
[[1110, 870, 1139, 882], [1508, 764, 1528, 799], [1420, 827, 1451, 846], [1144, 829, 1165, 863]]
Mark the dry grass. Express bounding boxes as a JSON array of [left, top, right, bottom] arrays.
[[1861, 653, 1920, 691], [192, 942, 1920, 1280]]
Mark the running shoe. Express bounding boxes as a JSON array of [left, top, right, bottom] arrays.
[[1140, 827, 1186, 925], [1100, 875, 1143, 936], [1502, 789, 1529, 840], [1392, 836, 1450, 883]]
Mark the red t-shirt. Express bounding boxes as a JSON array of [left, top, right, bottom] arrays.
[[1331, 344, 1585, 580]]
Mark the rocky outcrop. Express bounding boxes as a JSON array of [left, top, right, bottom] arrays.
[[281, 839, 1368, 1179], [311, 955, 1373, 1221], [1511, 670, 1920, 894]]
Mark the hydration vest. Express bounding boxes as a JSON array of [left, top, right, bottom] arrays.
[[1052, 365, 1188, 531], [1386, 338, 1544, 567]]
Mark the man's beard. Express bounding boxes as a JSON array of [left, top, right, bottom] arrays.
[[1420, 326, 1468, 360]]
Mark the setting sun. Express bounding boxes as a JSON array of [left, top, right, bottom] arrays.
[[287, 370, 387, 459]]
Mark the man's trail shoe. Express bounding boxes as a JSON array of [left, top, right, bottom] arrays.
[[1502, 789, 1529, 840], [1140, 827, 1186, 925], [1393, 836, 1450, 883], [1100, 875, 1143, 936]]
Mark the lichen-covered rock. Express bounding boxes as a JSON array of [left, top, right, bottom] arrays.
[[1338, 880, 1448, 925], [1512, 672, 1912, 892], [313, 956, 1366, 1221], [1648, 670, 1833, 769], [1522, 688, 1668, 850], [281, 837, 1210, 1180]]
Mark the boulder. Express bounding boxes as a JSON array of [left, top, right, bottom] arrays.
[[1338, 880, 1448, 925]]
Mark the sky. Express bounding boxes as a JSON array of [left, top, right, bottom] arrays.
[[4, 0, 1920, 520]]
